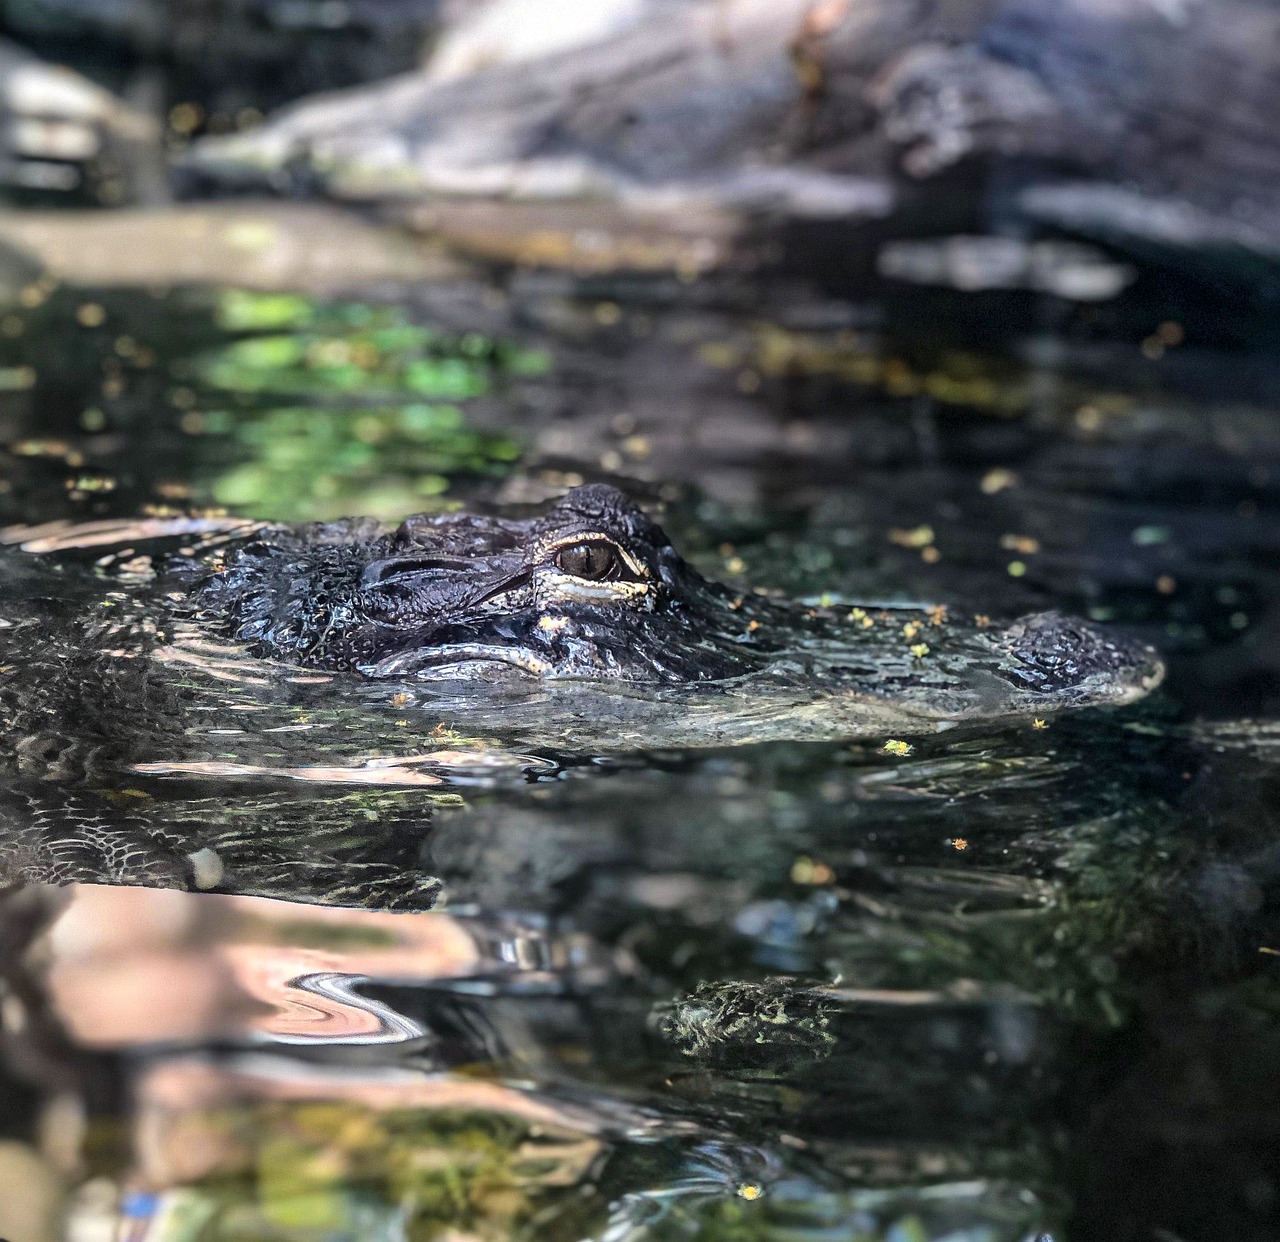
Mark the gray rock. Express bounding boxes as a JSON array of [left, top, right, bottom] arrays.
[[182, 0, 1280, 268], [0, 38, 162, 203], [877, 235, 1135, 300], [186, 0, 903, 207]]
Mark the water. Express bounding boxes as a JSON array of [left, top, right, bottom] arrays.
[[1, 266, 1279, 1242]]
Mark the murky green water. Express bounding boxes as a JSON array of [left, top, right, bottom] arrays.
[[1, 273, 1279, 1242]]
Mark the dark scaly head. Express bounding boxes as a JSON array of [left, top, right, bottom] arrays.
[[190, 485, 756, 682], [189, 484, 1163, 727]]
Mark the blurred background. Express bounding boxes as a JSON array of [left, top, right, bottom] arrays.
[[3, 3, 1280, 1241]]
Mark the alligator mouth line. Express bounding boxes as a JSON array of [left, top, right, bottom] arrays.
[[364, 643, 554, 679]]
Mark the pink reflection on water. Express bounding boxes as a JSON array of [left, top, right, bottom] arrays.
[[40, 885, 482, 1048]]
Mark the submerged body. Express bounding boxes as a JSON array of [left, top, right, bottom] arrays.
[[184, 484, 1163, 735]]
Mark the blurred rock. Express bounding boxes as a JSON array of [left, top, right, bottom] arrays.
[[0, 1140, 62, 1242], [0, 38, 162, 205], [182, 0, 902, 214], [182, 0, 1280, 276], [4, 0, 437, 42], [877, 235, 1135, 301], [426, 0, 652, 82], [0, 201, 468, 292]]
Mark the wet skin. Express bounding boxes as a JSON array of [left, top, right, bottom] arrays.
[[188, 484, 1164, 731], [0, 483, 1167, 898]]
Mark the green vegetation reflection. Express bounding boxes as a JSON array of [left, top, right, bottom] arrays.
[[124, 1101, 605, 1242], [194, 291, 546, 522]]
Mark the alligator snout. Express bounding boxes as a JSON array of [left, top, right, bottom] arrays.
[[999, 611, 1164, 706]]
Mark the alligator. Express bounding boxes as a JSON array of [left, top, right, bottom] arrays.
[[183, 482, 1163, 726], [0, 482, 1164, 759], [0, 483, 1161, 904]]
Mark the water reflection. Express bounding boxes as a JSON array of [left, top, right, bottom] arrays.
[[0, 715, 1195, 1239], [0, 266, 1279, 1238], [92, 1057, 618, 1242], [29, 887, 632, 1050]]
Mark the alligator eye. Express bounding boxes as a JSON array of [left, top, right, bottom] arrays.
[[556, 541, 619, 580]]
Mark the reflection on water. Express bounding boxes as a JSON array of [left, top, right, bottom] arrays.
[[0, 286, 539, 527], [197, 292, 535, 521], [0, 267, 1279, 1241]]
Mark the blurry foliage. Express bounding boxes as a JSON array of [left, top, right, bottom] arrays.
[[204, 402, 520, 521], [216, 291, 316, 333], [126, 1096, 1046, 1242], [847, 804, 1179, 1030], [191, 290, 545, 521], [0, 286, 548, 524], [206, 290, 549, 396], [701, 327, 1035, 416], [154, 1101, 601, 1241]]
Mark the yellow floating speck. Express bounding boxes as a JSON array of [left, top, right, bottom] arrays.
[[889, 524, 934, 549], [790, 856, 835, 885], [980, 468, 1017, 494], [999, 533, 1041, 555]]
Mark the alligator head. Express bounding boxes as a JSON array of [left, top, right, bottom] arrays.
[[189, 485, 1163, 738]]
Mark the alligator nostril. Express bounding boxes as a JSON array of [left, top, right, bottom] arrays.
[[1002, 610, 1162, 696], [1137, 646, 1167, 691]]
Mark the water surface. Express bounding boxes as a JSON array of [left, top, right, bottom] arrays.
[[1, 271, 1279, 1242]]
